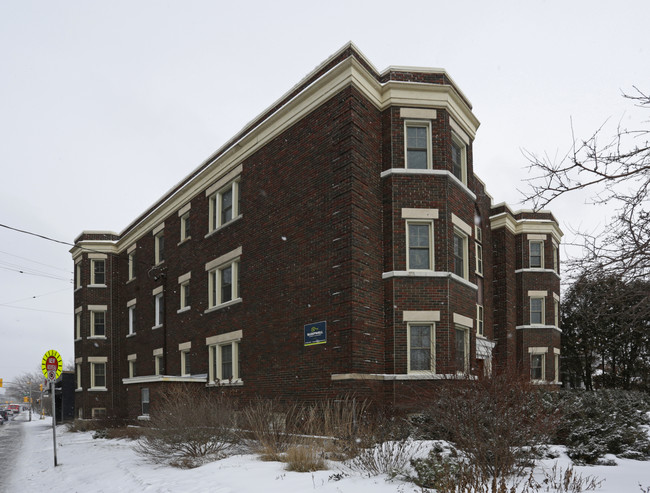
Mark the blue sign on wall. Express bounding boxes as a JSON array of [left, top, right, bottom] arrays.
[[304, 321, 327, 346]]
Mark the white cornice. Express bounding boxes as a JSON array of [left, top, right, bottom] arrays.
[[331, 373, 477, 381], [70, 240, 118, 260], [75, 47, 480, 254], [122, 375, 207, 385], [489, 212, 563, 243]]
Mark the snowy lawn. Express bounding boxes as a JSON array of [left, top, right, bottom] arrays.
[[6, 415, 650, 492]]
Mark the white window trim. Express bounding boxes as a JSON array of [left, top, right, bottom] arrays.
[[530, 296, 546, 325], [453, 227, 469, 280], [90, 361, 107, 390], [89, 258, 107, 287], [206, 250, 241, 310], [207, 330, 242, 385], [74, 260, 82, 290], [403, 311, 441, 322], [154, 227, 165, 266], [180, 211, 191, 243], [154, 292, 164, 328], [208, 179, 241, 232], [91, 408, 107, 418], [181, 349, 191, 376], [476, 304, 484, 336], [90, 308, 107, 338], [454, 324, 470, 375], [382, 270, 478, 291], [404, 120, 432, 170], [400, 108, 437, 120], [75, 309, 82, 340], [406, 219, 434, 271], [380, 168, 477, 200], [529, 239, 545, 269], [475, 241, 483, 276], [528, 347, 548, 382], [401, 208, 439, 220], [126, 298, 136, 336], [154, 349, 163, 376], [141, 388, 150, 417], [407, 322, 435, 374], [179, 276, 191, 311], [450, 131, 467, 185], [127, 252, 135, 281]]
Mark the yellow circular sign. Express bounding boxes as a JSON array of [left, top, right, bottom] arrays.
[[41, 350, 63, 380]]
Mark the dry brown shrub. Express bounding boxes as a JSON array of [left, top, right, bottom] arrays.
[[239, 398, 297, 460], [418, 372, 559, 486], [284, 444, 327, 472], [299, 396, 376, 460], [135, 384, 238, 468], [239, 396, 376, 469], [106, 426, 144, 440]]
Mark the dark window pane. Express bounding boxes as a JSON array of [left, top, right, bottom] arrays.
[[407, 126, 428, 169], [141, 388, 150, 415], [410, 325, 431, 371], [94, 260, 105, 284], [531, 355, 543, 380], [94, 312, 105, 336], [409, 224, 430, 269], [221, 344, 233, 380], [94, 364, 106, 387], [531, 298, 543, 324], [184, 352, 191, 375], [221, 187, 233, 224], [455, 328, 466, 372], [452, 140, 463, 180], [221, 265, 232, 303], [530, 242, 542, 268], [453, 233, 464, 277]]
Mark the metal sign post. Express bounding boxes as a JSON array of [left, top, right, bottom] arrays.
[[51, 378, 57, 466], [42, 350, 62, 467]]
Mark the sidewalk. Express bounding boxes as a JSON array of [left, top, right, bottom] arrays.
[[3, 416, 406, 493]]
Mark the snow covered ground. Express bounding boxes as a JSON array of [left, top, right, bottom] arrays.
[[5, 414, 650, 492]]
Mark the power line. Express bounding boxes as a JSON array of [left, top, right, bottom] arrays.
[[0, 222, 157, 271], [0, 288, 71, 306], [0, 249, 73, 273], [0, 303, 71, 316], [0, 265, 73, 283], [0, 223, 75, 248]]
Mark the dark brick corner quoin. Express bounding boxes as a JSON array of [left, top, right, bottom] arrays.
[[70, 43, 562, 419]]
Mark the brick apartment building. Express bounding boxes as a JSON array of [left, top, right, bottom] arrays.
[[71, 44, 562, 419]]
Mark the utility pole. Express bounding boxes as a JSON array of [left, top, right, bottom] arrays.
[[29, 381, 32, 421]]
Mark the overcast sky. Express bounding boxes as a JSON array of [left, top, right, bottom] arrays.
[[1, 0, 648, 391]]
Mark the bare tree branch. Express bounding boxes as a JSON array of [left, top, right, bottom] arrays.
[[522, 89, 650, 279]]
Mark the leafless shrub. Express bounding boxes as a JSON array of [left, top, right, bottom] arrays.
[[239, 398, 297, 460], [67, 419, 99, 433], [529, 463, 604, 493], [136, 384, 238, 468], [301, 396, 376, 460], [284, 443, 327, 472], [418, 372, 559, 485], [106, 426, 144, 440], [344, 439, 422, 478]]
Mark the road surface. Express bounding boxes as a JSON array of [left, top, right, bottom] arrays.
[[0, 413, 24, 489]]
